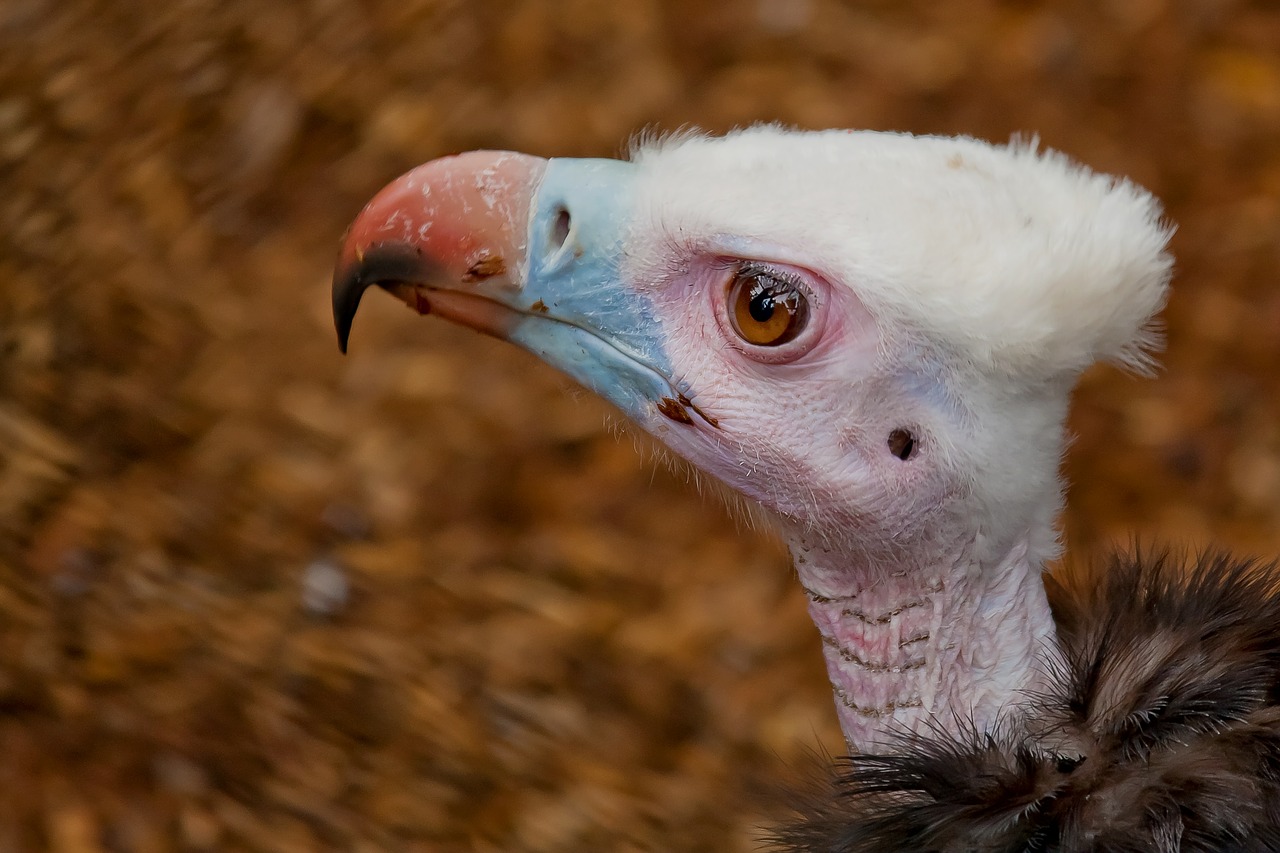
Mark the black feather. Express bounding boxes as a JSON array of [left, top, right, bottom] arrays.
[[771, 551, 1280, 853]]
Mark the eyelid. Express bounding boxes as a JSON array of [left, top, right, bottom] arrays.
[[733, 260, 820, 309]]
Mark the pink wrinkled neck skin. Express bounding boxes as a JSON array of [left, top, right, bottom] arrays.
[[791, 532, 1055, 752]]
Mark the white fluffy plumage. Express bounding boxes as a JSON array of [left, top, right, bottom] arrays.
[[623, 128, 1174, 591], [631, 127, 1173, 381]]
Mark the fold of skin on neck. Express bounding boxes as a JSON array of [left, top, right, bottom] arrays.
[[788, 526, 1056, 751]]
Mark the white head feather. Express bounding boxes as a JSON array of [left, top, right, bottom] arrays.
[[632, 127, 1172, 381], [625, 127, 1173, 568]]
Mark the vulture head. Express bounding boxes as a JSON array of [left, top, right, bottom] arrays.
[[334, 127, 1172, 751]]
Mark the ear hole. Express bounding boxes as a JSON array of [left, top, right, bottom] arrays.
[[888, 428, 916, 461], [551, 206, 571, 251]]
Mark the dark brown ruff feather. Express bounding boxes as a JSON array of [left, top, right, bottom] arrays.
[[771, 551, 1280, 853]]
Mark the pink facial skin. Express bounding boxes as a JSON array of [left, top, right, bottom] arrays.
[[623, 245, 1054, 749], [634, 248, 957, 545]]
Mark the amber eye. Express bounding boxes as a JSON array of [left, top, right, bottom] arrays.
[[728, 268, 810, 347]]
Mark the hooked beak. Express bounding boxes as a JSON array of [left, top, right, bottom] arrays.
[[333, 151, 707, 427], [333, 151, 546, 353]]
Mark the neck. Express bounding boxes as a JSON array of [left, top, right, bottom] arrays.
[[788, 527, 1055, 752]]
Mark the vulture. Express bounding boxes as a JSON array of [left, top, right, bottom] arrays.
[[332, 128, 1280, 851]]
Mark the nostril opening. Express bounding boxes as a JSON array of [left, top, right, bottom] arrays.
[[888, 428, 917, 461], [551, 206, 571, 251]]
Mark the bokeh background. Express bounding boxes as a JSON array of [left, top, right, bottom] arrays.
[[3, 0, 1280, 850]]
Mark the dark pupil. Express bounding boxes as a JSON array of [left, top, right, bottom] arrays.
[[749, 284, 776, 323]]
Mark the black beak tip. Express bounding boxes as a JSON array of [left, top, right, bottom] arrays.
[[332, 262, 369, 355], [331, 243, 438, 355]]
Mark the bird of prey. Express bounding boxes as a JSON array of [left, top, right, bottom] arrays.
[[334, 128, 1280, 851]]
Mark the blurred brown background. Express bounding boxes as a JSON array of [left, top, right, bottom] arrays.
[[2, 0, 1279, 850]]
